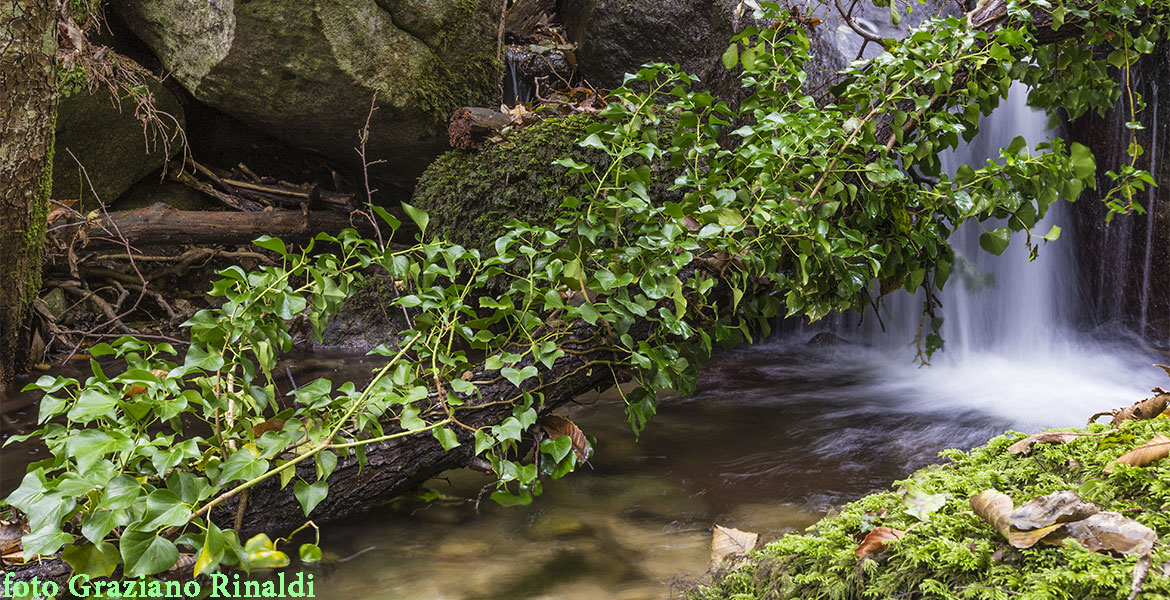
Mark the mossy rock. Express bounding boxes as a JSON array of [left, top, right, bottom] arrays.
[[412, 112, 683, 252], [410, 113, 608, 251], [114, 0, 502, 188], [694, 415, 1170, 599]]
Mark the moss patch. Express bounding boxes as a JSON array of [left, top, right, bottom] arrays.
[[694, 416, 1170, 600], [411, 113, 608, 251]]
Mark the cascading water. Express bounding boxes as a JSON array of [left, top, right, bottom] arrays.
[[795, 86, 1160, 429]]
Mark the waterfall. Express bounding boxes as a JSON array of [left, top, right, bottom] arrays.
[[789, 86, 1160, 429]]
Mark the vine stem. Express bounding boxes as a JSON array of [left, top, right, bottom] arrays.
[[185, 333, 424, 525]]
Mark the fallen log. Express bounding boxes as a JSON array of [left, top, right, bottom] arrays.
[[74, 202, 377, 248]]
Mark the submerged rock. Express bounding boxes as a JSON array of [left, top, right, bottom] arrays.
[[113, 0, 502, 188]]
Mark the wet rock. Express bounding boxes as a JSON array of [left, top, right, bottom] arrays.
[[40, 288, 68, 322], [807, 332, 850, 347], [1067, 40, 1170, 347], [113, 0, 503, 190], [53, 80, 184, 206], [524, 510, 593, 540], [559, 0, 737, 90]]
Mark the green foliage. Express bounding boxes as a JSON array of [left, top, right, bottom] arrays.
[[693, 417, 1170, 600], [3, 0, 1167, 583]]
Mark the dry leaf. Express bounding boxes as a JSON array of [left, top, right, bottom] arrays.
[[1128, 555, 1152, 600], [711, 524, 758, 568], [1090, 393, 1170, 427], [1007, 430, 1113, 455], [1010, 491, 1099, 531], [1063, 512, 1156, 555], [253, 419, 287, 438], [855, 526, 905, 558], [0, 521, 24, 554], [1105, 434, 1170, 473], [971, 489, 1014, 539], [970, 489, 1065, 549], [538, 415, 591, 462], [123, 368, 171, 397]]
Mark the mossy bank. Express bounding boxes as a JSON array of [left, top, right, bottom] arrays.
[[693, 415, 1170, 600]]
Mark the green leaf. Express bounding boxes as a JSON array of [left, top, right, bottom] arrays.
[[243, 533, 290, 569], [315, 450, 338, 481], [294, 480, 328, 516], [62, 541, 120, 578], [67, 389, 119, 423], [81, 509, 130, 544], [194, 520, 225, 577], [1042, 224, 1061, 241], [66, 430, 132, 474], [120, 529, 179, 577], [298, 543, 323, 564], [217, 449, 270, 485], [541, 435, 572, 463], [400, 202, 430, 236], [252, 235, 288, 256], [721, 43, 739, 69], [501, 365, 538, 388], [979, 227, 1011, 256], [1070, 142, 1096, 179], [137, 489, 192, 530], [474, 429, 496, 456], [433, 427, 460, 450]]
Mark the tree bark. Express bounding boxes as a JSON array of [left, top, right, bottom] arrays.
[[0, 0, 57, 387]]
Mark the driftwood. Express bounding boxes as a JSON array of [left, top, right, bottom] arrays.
[[76, 202, 376, 248], [449, 107, 514, 150]]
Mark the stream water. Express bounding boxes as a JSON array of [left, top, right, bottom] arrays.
[[1, 82, 1167, 600]]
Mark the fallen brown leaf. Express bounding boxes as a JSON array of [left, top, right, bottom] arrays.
[[1010, 491, 1099, 531], [538, 415, 591, 462], [1007, 430, 1113, 455], [971, 489, 1067, 549], [253, 419, 287, 438], [855, 526, 905, 558], [1062, 512, 1156, 555], [1105, 434, 1170, 473], [711, 524, 758, 569], [1089, 393, 1170, 427]]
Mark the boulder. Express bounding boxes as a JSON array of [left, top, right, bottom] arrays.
[[112, 0, 503, 189], [52, 79, 184, 206], [560, 0, 738, 91]]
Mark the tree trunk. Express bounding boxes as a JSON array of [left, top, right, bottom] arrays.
[[0, 0, 58, 388]]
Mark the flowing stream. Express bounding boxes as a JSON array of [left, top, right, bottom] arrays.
[[0, 90, 1165, 600], [281, 90, 1162, 599]]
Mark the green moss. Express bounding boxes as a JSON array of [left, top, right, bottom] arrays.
[[412, 113, 607, 250], [25, 124, 53, 303], [695, 416, 1170, 600]]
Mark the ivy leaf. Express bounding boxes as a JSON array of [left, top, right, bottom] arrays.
[[252, 235, 288, 257], [721, 43, 739, 69], [62, 541, 120, 578], [298, 543, 323, 564], [433, 427, 460, 451], [137, 489, 192, 530], [400, 202, 430, 236], [194, 520, 225, 577], [1070, 142, 1096, 179], [979, 227, 1011, 255], [243, 533, 290, 569], [501, 365, 538, 388], [120, 530, 179, 577], [294, 480, 328, 516]]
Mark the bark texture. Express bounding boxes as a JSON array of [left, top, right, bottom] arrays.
[[0, 0, 58, 387]]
